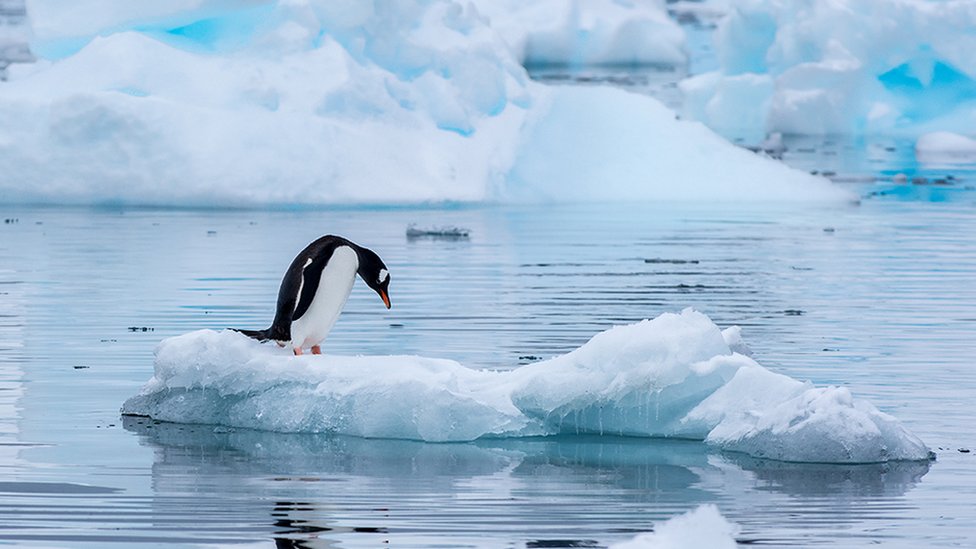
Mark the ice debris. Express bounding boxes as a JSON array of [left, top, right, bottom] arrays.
[[406, 224, 470, 239], [609, 505, 738, 549], [122, 309, 931, 463]]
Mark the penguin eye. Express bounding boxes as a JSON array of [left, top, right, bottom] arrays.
[[378, 269, 389, 284]]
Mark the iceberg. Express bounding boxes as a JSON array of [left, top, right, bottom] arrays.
[[468, 0, 686, 69], [609, 505, 738, 549], [123, 309, 931, 464], [681, 0, 976, 139], [0, 0, 850, 206]]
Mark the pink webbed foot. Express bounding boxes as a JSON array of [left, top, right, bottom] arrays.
[[293, 347, 303, 356], [311, 345, 322, 355]]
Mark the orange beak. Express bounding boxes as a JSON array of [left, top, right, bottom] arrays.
[[379, 289, 391, 309]]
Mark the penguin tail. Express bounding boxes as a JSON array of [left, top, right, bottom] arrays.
[[231, 327, 272, 342]]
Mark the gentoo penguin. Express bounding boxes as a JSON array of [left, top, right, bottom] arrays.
[[235, 235, 391, 355]]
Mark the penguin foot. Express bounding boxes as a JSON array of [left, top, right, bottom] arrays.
[[293, 347, 303, 356], [311, 345, 322, 355]]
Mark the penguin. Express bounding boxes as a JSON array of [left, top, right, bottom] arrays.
[[235, 235, 391, 355]]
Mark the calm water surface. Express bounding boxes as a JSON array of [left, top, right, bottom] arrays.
[[1, 195, 975, 547]]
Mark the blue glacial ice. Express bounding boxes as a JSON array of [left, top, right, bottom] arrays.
[[681, 0, 976, 139], [0, 0, 849, 207], [122, 309, 931, 464]]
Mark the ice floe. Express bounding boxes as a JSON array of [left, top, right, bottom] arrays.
[[0, 1, 849, 206], [681, 0, 976, 139], [123, 309, 931, 463], [610, 505, 738, 549]]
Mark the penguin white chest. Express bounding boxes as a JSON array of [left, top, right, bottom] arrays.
[[290, 246, 359, 350]]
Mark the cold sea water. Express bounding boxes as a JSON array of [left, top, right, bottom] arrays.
[[1, 179, 976, 547]]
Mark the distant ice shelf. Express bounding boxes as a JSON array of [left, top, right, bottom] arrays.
[[122, 309, 931, 464]]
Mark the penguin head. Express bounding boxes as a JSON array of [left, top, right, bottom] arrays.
[[356, 246, 392, 309]]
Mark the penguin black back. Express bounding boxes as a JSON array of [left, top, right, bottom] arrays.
[[234, 235, 391, 348]]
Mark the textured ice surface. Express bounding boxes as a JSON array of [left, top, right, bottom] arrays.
[[123, 309, 931, 463], [609, 505, 738, 549], [681, 0, 976, 138], [0, 1, 848, 206], [915, 131, 976, 164], [469, 0, 686, 68]]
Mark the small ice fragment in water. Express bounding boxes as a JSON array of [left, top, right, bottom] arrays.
[[644, 258, 700, 264], [609, 505, 739, 549], [406, 224, 470, 239]]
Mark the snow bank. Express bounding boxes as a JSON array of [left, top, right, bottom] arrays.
[[915, 131, 976, 164], [682, 0, 976, 138], [610, 505, 738, 549], [469, 0, 686, 68], [122, 309, 931, 463], [0, 0, 849, 207]]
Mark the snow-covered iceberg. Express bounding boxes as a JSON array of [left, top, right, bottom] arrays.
[[123, 309, 931, 464], [469, 0, 686, 69], [0, 0, 849, 206], [681, 0, 976, 139]]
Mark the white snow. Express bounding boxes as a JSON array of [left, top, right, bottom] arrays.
[[0, 0, 851, 207], [468, 0, 686, 68], [915, 131, 976, 164], [609, 505, 738, 549], [681, 0, 976, 139], [123, 309, 931, 464]]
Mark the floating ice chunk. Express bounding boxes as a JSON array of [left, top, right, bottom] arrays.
[[915, 131, 976, 164], [123, 309, 931, 463], [406, 224, 471, 239], [609, 504, 738, 549]]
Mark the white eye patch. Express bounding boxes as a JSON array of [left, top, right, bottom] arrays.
[[378, 269, 389, 283]]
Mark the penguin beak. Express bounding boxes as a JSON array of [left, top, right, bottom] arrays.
[[379, 289, 391, 309]]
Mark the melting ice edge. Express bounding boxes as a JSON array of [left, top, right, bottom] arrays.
[[123, 309, 931, 464]]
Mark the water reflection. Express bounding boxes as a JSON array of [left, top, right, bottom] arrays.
[[123, 418, 929, 547], [728, 455, 930, 499]]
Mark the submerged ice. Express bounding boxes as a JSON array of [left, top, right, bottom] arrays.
[[123, 309, 931, 464]]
